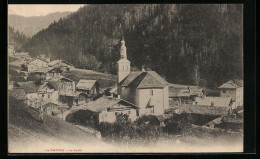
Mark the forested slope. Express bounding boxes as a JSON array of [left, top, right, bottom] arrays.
[[24, 4, 243, 88]]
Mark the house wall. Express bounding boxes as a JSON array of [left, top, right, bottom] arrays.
[[98, 108, 137, 123], [26, 93, 38, 107], [220, 87, 243, 107], [137, 88, 167, 115], [120, 86, 169, 116], [60, 81, 75, 93], [220, 88, 236, 101], [235, 87, 243, 107]]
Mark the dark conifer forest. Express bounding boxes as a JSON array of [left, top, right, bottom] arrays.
[[22, 4, 243, 89]]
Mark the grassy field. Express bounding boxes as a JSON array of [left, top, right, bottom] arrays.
[[8, 97, 117, 153]]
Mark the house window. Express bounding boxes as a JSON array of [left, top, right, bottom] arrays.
[[48, 94, 50, 98], [42, 94, 44, 97], [223, 90, 226, 93], [115, 112, 118, 116], [128, 111, 131, 115], [150, 90, 153, 96], [136, 110, 139, 116]]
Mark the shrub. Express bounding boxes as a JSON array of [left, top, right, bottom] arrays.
[[98, 114, 162, 143], [163, 114, 192, 135]]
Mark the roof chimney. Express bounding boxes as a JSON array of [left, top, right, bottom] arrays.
[[142, 65, 145, 72]]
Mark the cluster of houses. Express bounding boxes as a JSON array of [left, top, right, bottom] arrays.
[[8, 44, 101, 119], [8, 40, 243, 129]]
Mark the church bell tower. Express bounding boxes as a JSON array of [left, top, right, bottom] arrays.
[[117, 38, 131, 83]]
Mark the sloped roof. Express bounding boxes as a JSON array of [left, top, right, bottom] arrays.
[[218, 79, 243, 89], [48, 60, 73, 66], [195, 97, 232, 107], [31, 67, 54, 74], [9, 59, 26, 67], [29, 58, 49, 64], [41, 99, 60, 106], [9, 88, 27, 100], [47, 80, 60, 90], [86, 97, 138, 113], [76, 79, 97, 90], [119, 71, 168, 88], [179, 104, 229, 116], [16, 81, 53, 93]]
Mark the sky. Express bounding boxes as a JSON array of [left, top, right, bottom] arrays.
[[8, 4, 85, 17]]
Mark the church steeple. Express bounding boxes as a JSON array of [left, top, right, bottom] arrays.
[[120, 38, 127, 59], [117, 38, 131, 83]]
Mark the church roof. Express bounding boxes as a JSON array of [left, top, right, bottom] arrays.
[[119, 71, 168, 88]]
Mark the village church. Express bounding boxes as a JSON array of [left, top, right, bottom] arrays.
[[117, 39, 169, 116]]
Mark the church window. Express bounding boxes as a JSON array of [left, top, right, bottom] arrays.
[[150, 90, 153, 96]]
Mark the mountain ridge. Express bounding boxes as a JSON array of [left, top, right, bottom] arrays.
[[8, 11, 72, 37]]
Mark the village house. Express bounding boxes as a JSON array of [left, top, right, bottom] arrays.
[[117, 39, 169, 116], [48, 77, 76, 93], [85, 96, 139, 123], [27, 58, 49, 72], [218, 79, 243, 108], [9, 69, 28, 82], [48, 60, 73, 72], [28, 67, 62, 81], [15, 81, 58, 108], [38, 54, 51, 63], [41, 99, 69, 119], [76, 79, 100, 95], [8, 43, 15, 56]]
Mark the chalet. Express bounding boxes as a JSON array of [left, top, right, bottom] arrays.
[[58, 91, 89, 107], [29, 67, 62, 81], [41, 100, 69, 119], [76, 79, 100, 95], [9, 69, 27, 82], [48, 60, 73, 71], [15, 52, 30, 59], [8, 44, 15, 56], [9, 58, 27, 68], [218, 79, 243, 108], [86, 97, 139, 123], [38, 54, 51, 63], [15, 81, 58, 108], [48, 77, 76, 94], [194, 97, 233, 109], [117, 39, 169, 116], [27, 58, 49, 72]]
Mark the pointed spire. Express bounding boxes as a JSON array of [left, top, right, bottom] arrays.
[[120, 36, 127, 59]]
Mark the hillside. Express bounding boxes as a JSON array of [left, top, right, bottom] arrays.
[[23, 4, 243, 89], [8, 12, 71, 37], [8, 96, 116, 153], [8, 26, 29, 51]]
